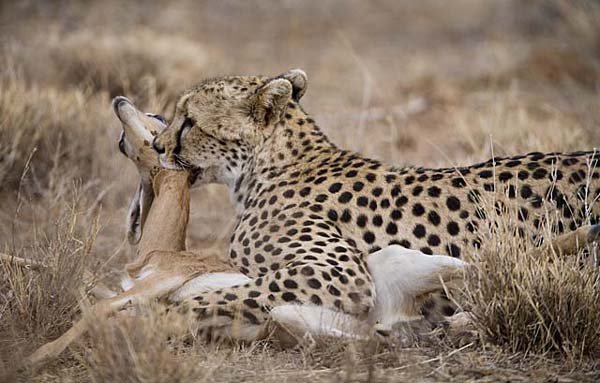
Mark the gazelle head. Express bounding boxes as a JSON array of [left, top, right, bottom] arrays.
[[112, 96, 168, 245]]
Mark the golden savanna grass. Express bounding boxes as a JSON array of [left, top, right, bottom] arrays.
[[1, 1, 600, 381]]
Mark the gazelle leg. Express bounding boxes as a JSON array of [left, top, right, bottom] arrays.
[[24, 271, 189, 367]]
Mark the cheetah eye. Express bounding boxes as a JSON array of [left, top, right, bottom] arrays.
[[182, 117, 194, 129], [181, 117, 194, 139]]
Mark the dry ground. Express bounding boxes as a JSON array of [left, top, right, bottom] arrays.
[[1, 1, 600, 381]]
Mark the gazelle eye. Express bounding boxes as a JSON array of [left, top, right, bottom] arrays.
[[145, 113, 167, 125], [152, 114, 167, 124]]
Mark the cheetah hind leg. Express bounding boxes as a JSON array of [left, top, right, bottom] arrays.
[[420, 223, 600, 329], [366, 245, 468, 335], [270, 245, 468, 340], [272, 225, 600, 341]]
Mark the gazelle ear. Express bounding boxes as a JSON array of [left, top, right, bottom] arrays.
[[251, 78, 293, 126], [126, 180, 155, 245], [280, 69, 308, 101]]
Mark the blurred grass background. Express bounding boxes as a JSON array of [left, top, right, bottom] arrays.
[[1, 1, 600, 381]]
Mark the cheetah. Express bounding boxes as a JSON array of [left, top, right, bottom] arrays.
[[151, 69, 600, 341]]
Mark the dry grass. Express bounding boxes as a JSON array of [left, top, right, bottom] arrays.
[[462, 199, 600, 360], [1, 0, 600, 381], [467, 236, 600, 359], [81, 307, 204, 383]]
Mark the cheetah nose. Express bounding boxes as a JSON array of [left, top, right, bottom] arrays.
[[152, 137, 165, 154]]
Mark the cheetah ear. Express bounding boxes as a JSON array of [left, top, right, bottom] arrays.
[[280, 69, 307, 101], [251, 78, 293, 126]]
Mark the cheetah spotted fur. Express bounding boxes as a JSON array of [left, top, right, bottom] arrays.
[[152, 69, 600, 340]]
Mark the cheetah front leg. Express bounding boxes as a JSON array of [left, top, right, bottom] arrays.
[[170, 244, 468, 343]]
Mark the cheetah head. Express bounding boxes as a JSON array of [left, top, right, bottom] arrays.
[[152, 69, 307, 185]]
